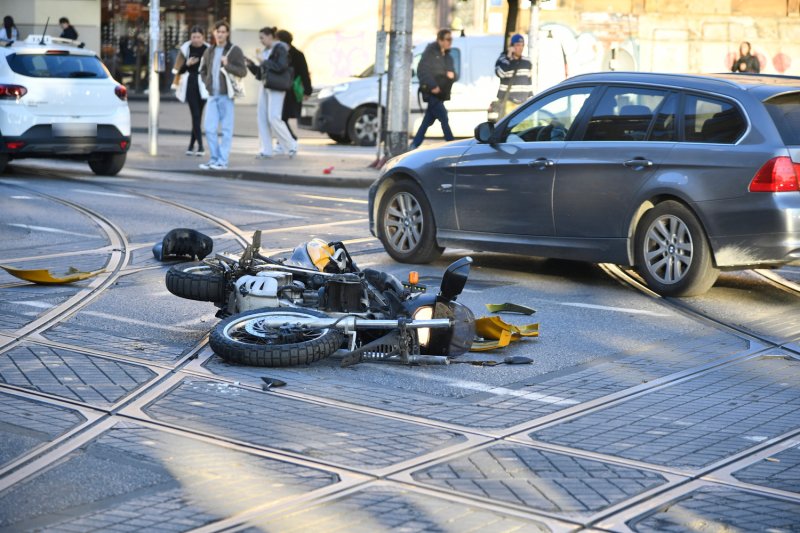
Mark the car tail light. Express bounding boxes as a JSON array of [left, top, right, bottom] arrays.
[[0, 84, 27, 99], [6, 141, 25, 150], [749, 157, 800, 193], [115, 85, 127, 101], [119, 140, 128, 150]]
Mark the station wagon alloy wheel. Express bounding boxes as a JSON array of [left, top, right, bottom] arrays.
[[378, 181, 443, 263], [384, 191, 423, 254], [635, 201, 719, 297], [644, 214, 693, 284]]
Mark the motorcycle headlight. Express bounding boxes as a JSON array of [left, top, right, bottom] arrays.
[[412, 306, 434, 347], [318, 83, 350, 100]]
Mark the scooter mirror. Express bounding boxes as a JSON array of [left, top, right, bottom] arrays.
[[439, 256, 472, 301]]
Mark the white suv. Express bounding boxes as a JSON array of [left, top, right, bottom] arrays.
[[0, 35, 131, 175]]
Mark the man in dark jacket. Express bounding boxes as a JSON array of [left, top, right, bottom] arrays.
[[494, 33, 533, 120], [277, 30, 312, 142], [410, 29, 457, 149], [59, 17, 78, 40]]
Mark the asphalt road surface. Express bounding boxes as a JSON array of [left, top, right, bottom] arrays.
[[1, 159, 799, 532]]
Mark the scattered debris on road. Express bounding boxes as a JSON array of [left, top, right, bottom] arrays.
[[0, 264, 105, 284]]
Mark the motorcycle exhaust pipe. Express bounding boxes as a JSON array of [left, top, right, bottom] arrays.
[[292, 317, 452, 331]]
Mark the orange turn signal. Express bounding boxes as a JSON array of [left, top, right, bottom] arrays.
[[408, 271, 419, 284]]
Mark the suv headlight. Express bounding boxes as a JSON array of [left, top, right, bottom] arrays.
[[318, 83, 350, 99]]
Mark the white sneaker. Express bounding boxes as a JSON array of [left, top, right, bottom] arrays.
[[288, 146, 298, 159], [185, 149, 195, 156], [273, 144, 285, 155], [210, 163, 227, 170], [195, 150, 205, 157], [198, 162, 212, 170]]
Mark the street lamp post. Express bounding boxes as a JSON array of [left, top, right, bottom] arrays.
[[148, 0, 160, 156], [385, 0, 413, 158]]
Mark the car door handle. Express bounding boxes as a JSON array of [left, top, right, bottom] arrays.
[[623, 158, 653, 168], [528, 158, 555, 169]]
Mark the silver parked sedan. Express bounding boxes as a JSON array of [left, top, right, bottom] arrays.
[[368, 72, 800, 296]]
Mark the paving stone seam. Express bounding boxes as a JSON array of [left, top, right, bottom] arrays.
[[194, 478, 579, 533], [119, 372, 497, 478], [589, 478, 800, 533], [0, 187, 129, 352], [514, 349, 781, 440], [602, 264, 800, 354]]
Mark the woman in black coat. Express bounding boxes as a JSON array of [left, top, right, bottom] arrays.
[[276, 30, 312, 141]]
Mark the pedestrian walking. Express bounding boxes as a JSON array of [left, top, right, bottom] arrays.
[[172, 26, 209, 157], [245, 27, 297, 159], [2, 16, 18, 41], [493, 33, 533, 121], [198, 20, 247, 170], [276, 29, 312, 146], [59, 17, 78, 40], [409, 29, 457, 150], [731, 41, 760, 74]]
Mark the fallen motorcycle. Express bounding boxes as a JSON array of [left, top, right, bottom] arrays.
[[165, 231, 475, 367]]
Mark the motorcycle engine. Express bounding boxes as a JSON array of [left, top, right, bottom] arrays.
[[235, 271, 292, 312]]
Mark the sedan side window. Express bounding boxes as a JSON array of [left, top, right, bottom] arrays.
[[683, 95, 745, 144], [505, 87, 593, 143], [583, 86, 668, 141]]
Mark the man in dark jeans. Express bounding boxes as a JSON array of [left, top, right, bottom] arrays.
[[410, 29, 457, 150]]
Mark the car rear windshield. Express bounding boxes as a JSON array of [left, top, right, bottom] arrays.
[[764, 92, 800, 145], [6, 53, 108, 79]]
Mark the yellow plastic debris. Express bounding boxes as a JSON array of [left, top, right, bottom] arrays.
[[470, 316, 539, 352], [0, 265, 105, 285], [485, 302, 536, 315]]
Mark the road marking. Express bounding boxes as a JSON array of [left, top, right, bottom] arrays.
[[556, 301, 669, 317], [72, 188, 136, 198], [380, 368, 578, 405], [297, 194, 368, 205], [12, 300, 211, 333], [241, 209, 303, 219], [10, 195, 35, 200], [6, 223, 98, 239]]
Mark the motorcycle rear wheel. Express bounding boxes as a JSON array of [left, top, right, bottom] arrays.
[[166, 262, 226, 302], [210, 307, 343, 367]]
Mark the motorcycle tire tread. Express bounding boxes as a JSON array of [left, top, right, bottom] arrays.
[[166, 262, 226, 302], [209, 307, 343, 367]]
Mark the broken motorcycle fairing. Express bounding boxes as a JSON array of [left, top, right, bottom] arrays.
[[165, 231, 475, 367]]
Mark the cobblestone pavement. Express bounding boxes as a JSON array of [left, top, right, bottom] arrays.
[[2, 169, 800, 531]]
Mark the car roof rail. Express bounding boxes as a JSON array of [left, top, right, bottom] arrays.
[[23, 34, 85, 48]]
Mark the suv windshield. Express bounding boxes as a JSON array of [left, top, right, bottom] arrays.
[[7, 53, 109, 79], [764, 92, 800, 145]]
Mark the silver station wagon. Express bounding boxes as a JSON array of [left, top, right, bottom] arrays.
[[368, 72, 800, 297]]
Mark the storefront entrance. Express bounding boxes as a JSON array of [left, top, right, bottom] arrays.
[[101, 0, 230, 95]]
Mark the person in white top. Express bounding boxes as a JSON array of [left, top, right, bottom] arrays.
[[246, 27, 298, 159]]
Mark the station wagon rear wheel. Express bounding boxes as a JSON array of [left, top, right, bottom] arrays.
[[635, 201, 718, 297], [378, 181, 443, 263]]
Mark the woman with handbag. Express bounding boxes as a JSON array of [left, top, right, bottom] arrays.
[[276, 30, 313, 146], [246, 27, 297, 159], [172, 26, 209, 156]]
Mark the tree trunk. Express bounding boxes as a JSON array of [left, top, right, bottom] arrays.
[[503, 0, 519, 53]]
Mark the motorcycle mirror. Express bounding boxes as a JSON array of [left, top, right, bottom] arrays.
[[439, 256, 472, 301]]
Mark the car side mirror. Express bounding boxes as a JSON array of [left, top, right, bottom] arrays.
[[474, 122, 494, 144], [439, 256, 472, 301]]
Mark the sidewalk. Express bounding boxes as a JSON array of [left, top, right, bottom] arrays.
[[127, 99, 381, 188]]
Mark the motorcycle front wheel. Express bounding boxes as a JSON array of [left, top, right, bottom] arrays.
[[209, 307, 343, 367]]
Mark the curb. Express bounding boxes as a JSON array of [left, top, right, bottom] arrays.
[[125, 163, 376, 188]]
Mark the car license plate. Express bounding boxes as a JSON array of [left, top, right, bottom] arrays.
[[53, 123, 97, 137]]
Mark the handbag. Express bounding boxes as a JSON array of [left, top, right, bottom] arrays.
[[221, 46, 246, 99], [292, 75, 304, 103], [263, 64, 294, 91]]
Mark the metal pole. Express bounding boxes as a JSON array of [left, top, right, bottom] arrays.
[[527, 0, 540, 95], [374, 0, 388, 164], [148, 0, 160, 156], [385, 0, 413, 158]]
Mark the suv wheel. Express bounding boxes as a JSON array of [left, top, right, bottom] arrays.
[[635, 201, 719, 297], [347, 106, 379, 146], [88, 153, 126, 176]]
